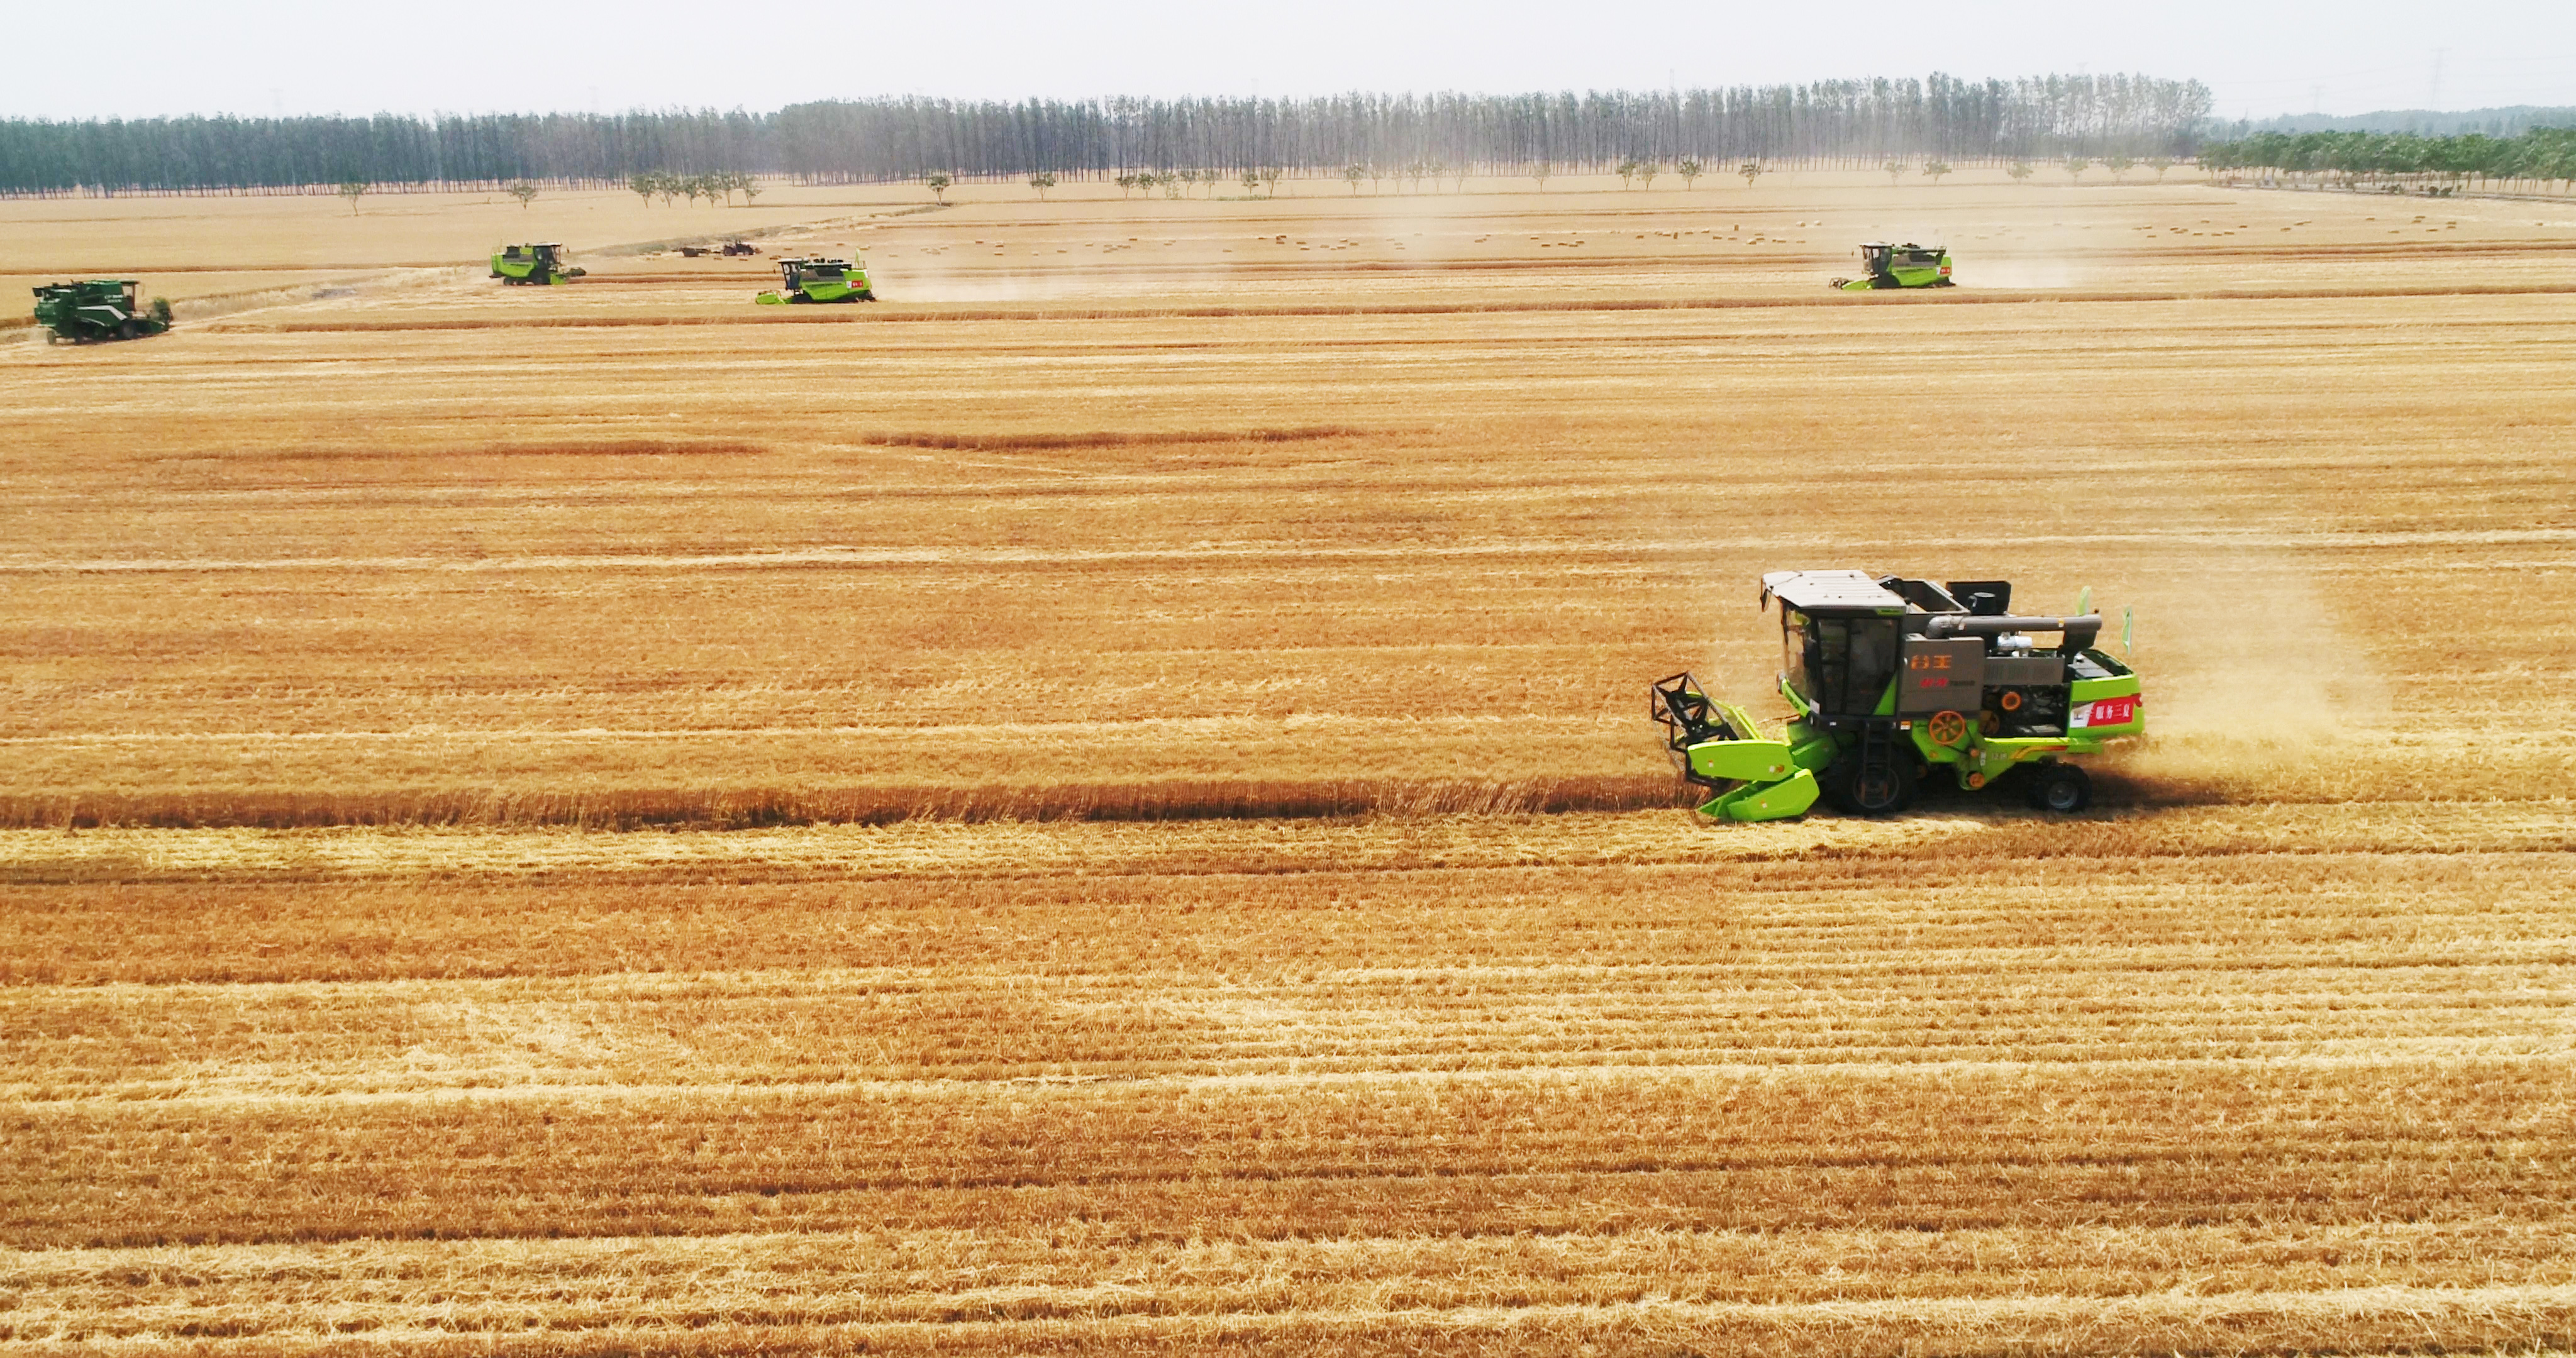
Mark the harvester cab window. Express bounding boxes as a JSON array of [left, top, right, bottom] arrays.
[[1785, 611, 1899, 715]]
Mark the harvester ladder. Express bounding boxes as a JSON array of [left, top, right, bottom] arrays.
[[1857, 720, 1899, 794]]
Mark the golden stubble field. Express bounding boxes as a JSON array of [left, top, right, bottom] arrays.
[[3, 171, 2573, 1355]]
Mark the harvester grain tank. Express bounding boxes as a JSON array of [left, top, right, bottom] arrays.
[[1651, 571, 2143, 820], [31, 280, 170, 343], [1831, 242, 1953, 290], [491, 243, 584, 285], [756, 257, 875, 304]]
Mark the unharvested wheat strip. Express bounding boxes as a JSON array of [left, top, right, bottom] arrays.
[[2, 806, 2571, 878], [13, 1044, 2571, 1110], [8, 1224, 2573, 1344], [8, 527, 2575, 575], [10, 1284, 2574, 1355]]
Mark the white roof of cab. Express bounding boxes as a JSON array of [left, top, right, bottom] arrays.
[[1761, 570, 1907, 612]]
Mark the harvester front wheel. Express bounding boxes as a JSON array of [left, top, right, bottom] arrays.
[[2025, 763, 2091, 813], [1827, 753, 1914, 817]]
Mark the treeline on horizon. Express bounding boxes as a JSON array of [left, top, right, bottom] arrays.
[[1, 74, 2207, 196], [2202, 126, 2576, 192]]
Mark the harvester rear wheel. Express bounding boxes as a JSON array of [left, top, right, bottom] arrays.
[[2025, 763, 2091, 813]]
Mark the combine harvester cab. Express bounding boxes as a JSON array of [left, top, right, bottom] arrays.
[[756, 257, 875, 304], [1652, 570, 2143, 820], [1832, 242, 1953, 290], [491, 243, 585, 285], [31, 279, 170, 343]]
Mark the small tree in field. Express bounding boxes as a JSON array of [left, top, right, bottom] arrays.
[[1616, 157, 1641, 189], [1531, 160, 1553, 191], [736, 174, 763, 206], [1739, 160, 1765, 187], [2007, 159, 2035, 184], [1029, 172, 1057, 199], [1921, 160, 1952, 185], [1241, 168, 1262, 196], [1677, 158, 1703, 189], [1343, 163, 1366, 194], [1176, 168, 1200, 197], [655, 172, 680, 206], [2063, 157, 2089, 184], [1160, 172, 1183, 199], [507, 182, 540, 209], [1883, 159, 1906, 185], [1636, 161, 1660, 190], [2144, 157, 2174, 182], [926, 172, 952, 203], [2103, 155, 2134, 183], [630, 173, 656, 206], [1426, 160, 1450, 192], [1261, 166, 1284, 196], [337, 179, 369, 214]]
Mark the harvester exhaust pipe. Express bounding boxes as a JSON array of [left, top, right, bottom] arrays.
[[1926, 612, 2104, 652]]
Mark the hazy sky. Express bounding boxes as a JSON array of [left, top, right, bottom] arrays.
[[13, 0, 2573, 121]]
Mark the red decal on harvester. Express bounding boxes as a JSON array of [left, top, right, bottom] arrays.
[[2078, 695, 2138, 727]]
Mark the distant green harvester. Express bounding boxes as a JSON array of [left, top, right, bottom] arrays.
[[1652, 571, 2143, 820], [755, 257, 875, 304], [32, 279, 171, 343], [491, 243, 585, 285], [1831, 242, 1955, 290]]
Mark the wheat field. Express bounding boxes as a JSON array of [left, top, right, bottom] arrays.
[[3, 172, 2573, 1355]]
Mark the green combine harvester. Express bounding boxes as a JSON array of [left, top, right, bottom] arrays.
[[756, 257, 875, 304], [1652, 571, 2143, 820], [491, 243, 584, 285], [1832, 241, 1954, 290], [31, 280, 170, 343]]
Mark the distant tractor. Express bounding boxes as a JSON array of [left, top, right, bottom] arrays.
[[1652, 571, 2143, 820], [31, 280, 171, 343], [1832, 241, 1954, 290], [756, 257, 875, 304], [491, 243, 584, 285]]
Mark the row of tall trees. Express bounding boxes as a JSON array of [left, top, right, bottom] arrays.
[[0, 75, 2212, 196], [777, 77, 2211, 182], [2201, 127, 2576, 195], [0, 109, 769, 196]]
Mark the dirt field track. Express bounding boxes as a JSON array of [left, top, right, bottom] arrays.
[[4, 172, 2573, 1354]]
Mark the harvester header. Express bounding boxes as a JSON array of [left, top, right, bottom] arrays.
[[1653, 570, 2143, 820]]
